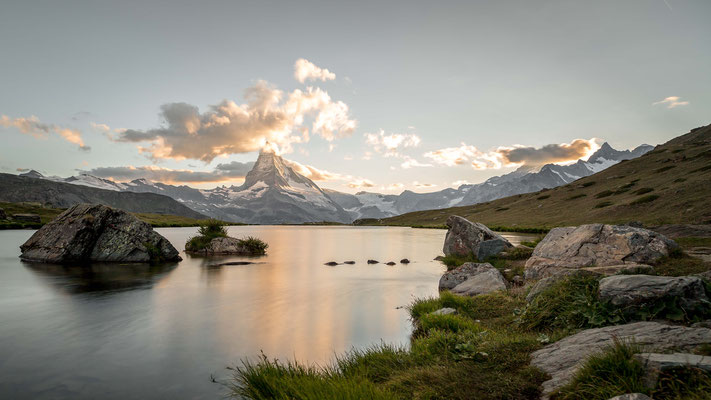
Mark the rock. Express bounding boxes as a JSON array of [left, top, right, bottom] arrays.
[[634, 352, 711, 389], [525, 224, 678, 280], [687, 247, 711, 263], [512, 275, 524, 286], [19, 203, 181, 263], [12, 213, 41, 223], [530, 321, 711, 397], [367, 259, 379, 264], [439, 262, 496, 291], [692, 320, 711, 329], [400, 258, 410, 264], [190, 236, 260, 255], [582, 263, 655, 276], [694, 270, 711, 281], [209, 261, 255, 267], [431, 307, 457, 316], [344, 261, 355, 264], [324, 261, 339, 266], [0, 208, 6, 220], [598, 275, 709, 309], [385, 261, 396, 266], [451, 267, 508, 296], [607, 394, 651, 400], [442, 216, 513, 260]]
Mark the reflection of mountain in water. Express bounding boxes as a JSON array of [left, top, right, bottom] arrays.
[[24, 262, 178, 295]]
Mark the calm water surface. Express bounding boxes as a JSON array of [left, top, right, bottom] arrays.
[[0, 226, 532, 399]]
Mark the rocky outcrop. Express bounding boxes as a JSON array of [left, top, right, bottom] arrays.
[[188, 236, 257, 255], [19, 203, 181, 263], [443, 216, 512, 260], [598, 275, 709, 309], [439, 262, 507, 296], [634, 352, 711, 389], [530, 321, 711, 396], [525, 224, 677, 280]]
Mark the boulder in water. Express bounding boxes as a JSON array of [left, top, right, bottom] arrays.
[[443, 216, 512, 260], [19, 203, 181, 264]]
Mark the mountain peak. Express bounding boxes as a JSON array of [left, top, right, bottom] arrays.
[[19, 169, 44, 179]]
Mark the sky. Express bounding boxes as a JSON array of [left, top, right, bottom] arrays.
[[0, 0, 708, 193]]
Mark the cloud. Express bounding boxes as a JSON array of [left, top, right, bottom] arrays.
[[384, 183, 404, 191], [294, 58, 336, 83], [114, 80, 356, 162], [413, 181, 437, 188], [424, 139, 599, 169], [400, 156, 432, 169], [364, 130, 421, 157], [347, 178, 375, 189], [653, 96, 689, 109], [1, 115, 90, 151], [16, 168, 29, 172], [82, 161, 255, 184], [90, 122, 111, 132], [283, 159, 345, 181]]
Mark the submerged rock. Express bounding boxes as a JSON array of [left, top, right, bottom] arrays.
[[19, 203, 180, 263], [343, 261, 356, 264], [598, 275, 709, 309], [525, 224, 677, 280], [386, 261, 396, 266], [442, 216, 513, 260], [367, 259, 379, 264], [530, 321, 711, 397], [324, 261, 339, 266], [400, 258, 410, 264]]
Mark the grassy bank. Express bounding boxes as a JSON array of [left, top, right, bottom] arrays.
[[0, 201, 233, 229], [369, 126, 711, 229], [229, 244, 711, 399]]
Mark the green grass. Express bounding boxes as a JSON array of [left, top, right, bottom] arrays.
[[653, 250, 711, 277], [0, 201, 228, 229], [553, 340, 711, 400]]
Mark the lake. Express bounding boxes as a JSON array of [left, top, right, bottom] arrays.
[[0, 226, 533, 399]]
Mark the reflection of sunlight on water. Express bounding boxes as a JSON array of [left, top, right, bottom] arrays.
[[0, 226, 536, 399]]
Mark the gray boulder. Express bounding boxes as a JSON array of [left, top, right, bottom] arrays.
[[20, 203, 181, 263], [599, 275, 709, 310], [439, 262, 496, 291], [451, 267, 507, 297], [530, 321, 711, 397], [525, 224, 677, 280], [634, 352, 711, 389], [443, 216, 512, 260]]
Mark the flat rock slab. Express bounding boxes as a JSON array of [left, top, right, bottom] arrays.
[[634, 352, 711, 389], [598, 275, 709, 309], [20, 203, 180, 263], [525, 224, 677, 280], [443, 215, 512, 260], [530, 321, 711, 397]]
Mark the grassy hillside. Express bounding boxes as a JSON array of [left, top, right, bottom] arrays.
[[374, 124, 711, 230], [0, 202, 231, 229]]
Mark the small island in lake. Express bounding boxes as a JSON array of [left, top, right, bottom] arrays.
[[185, 219, 268, 256]]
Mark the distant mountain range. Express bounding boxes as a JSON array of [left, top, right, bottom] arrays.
[[15, 142, 653, 224]]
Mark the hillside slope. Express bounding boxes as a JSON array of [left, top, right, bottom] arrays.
[[373, 124, 711, 229], [0, 173, 207, 220]]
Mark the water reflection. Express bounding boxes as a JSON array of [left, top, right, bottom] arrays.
[[23, 262, 177, 295]]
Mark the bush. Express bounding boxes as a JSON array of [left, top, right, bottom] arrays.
[[197, 218, 229, 238], [238, 236, 269, 255], [630, 194, 660, 205]]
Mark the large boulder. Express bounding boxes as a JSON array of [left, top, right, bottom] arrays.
[[599, 275, 709, 310], [442, 216, 512, 260], [20, 203, 181, 263], [439, 262, 507, 296], [525, 224, 677, 280], [530, 321, 711, 397]]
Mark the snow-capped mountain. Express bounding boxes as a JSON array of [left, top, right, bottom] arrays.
[[326, 142, 654, 220], [20, 142, 653, 223]]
